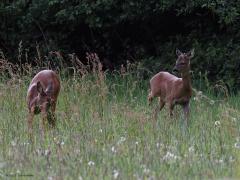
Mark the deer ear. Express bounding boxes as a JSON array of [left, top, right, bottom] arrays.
[[45, 82, 53, 95], [36, 81, 45, 95], [187, 49, 194, 58], [176, 49, 182, 56]]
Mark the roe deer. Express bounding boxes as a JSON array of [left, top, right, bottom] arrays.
[[148, 49, 194, 124], [27, 70, 60, 137]]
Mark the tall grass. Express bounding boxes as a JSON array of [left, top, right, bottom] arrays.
[[0, 51, 239, 179]]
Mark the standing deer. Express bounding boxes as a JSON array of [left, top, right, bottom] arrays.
[[148, 49, 194, 124], [27, 70, 60, 137]]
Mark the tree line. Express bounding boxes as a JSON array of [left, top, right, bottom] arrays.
[[0, 0, 240, 89]]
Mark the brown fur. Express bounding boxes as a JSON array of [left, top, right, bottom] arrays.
[[27, 70, 60, 137], [148, 49, 194, 123]]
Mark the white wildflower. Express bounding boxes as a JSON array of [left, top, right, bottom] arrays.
[[234, 142, 240, 149], [156, 142, 164, 149], [236, 137, 240, 142], [229, 156, 235, 162], [162, 151, 178, 162], [135, 141, 139, 145], [210, 100, 215, 105], [23, 142, 30, 146], [214, 121, 221, 127], [99, 129, 103, 133], [60, 141, 65, 146], [11, 141, 16, 147], [232, 117, 237, 122], [143, 167, 150, 174], [113, 169, 119, 179], [44, 149, 51, 156], [215, 159, 224, 164], [117, 137, 126, 145], [193, 97, 199, 101], [48, 176, 53, 180], [188, 146, 194, 153], [88, 161, 95, 166], [111, 146, 117, 153]]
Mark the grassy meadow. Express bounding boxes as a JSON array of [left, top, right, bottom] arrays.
[[0, 62, 240, 179]]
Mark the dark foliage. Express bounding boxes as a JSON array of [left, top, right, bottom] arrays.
[[1, 0, 240, 89]]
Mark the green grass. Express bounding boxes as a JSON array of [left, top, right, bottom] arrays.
[[0, 71, 240, 179]]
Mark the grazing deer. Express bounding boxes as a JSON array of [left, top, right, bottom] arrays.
[[27, 70, 60, 137], [148, 49, 194, 124]]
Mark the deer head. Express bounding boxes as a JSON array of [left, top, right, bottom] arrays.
[[173, 49, 194, 75], [33, 81, 53, 114]]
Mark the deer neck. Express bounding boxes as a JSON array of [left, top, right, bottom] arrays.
[[181, 71, 191, 90]]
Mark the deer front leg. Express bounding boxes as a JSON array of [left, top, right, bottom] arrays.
[[153, 98, 165, 123], [148, 92, 153, 106], [48, 102, 56, 127], [168, 102, 175, 117], [47, 110, 56, 128], [40, 111, 48, 139], [182, 102, 190, 125]]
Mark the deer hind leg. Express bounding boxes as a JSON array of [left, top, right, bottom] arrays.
[[159, 98, 165, 111], [148, 91, 154, 105], [27, 111, 34, 140], [168, 102, 175, 117], [153, 98, 165, 121]]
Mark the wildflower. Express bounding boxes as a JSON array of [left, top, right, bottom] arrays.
[[88, 161, 95, 166], [117, 137, 126, 145], [99, 129, 103, 133], [48, 176, 53, 180], [111, 146, 117, 153], [232, 117, 237, 122], [143, 167, 150, 174], [234, 142, 240, 149], [210, 100, 215, 105], [10, 141, 16, 147], [60, 141, 65, 146], [156, 142, 164, 149], [75, 149, 80, 154], [215, 159, 224, 164], [214, 121, 221, 127], [193, 97, 199, 101], [229, 156, 235, 162], [23, 142, 30, 146], [135, 141, 139, 145], [113, 169, 119, 179], [162, 152, 178, 162], [188, 146, 194, 153], [44, 149, 51, 156]]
